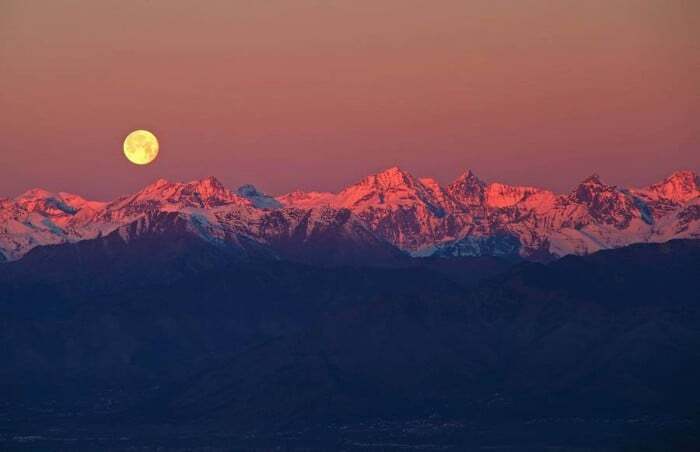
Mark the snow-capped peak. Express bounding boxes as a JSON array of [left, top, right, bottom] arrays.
[[451, 169, 485, 188], [359, 166, 417, 190], [333, 166, 438, 210], [56, 192, 107, 211], [276, 190, 335, 209], [192, 176, 228, 199], [237, 184, 281, 209], [570, 174, 614, 203], [2, 167, 700, 264], [16, 188, 55, 201], [563, 173, 651, 229], [120, 176, 251, 209], [485, 182, 542, 208], [640, 170, 699, 203], [14, 188, 102, 216], [143, 178, 171, 192], [447, 169, 486, 207]]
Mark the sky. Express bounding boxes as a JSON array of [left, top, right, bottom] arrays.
[[1, 0, 699, 200]]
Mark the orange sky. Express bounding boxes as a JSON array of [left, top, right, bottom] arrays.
[[1, 0, 699, 199]]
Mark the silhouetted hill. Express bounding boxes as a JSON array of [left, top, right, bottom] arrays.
[[0, 238, 699, 450]]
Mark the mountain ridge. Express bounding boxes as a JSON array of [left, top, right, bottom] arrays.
[[1, 167, 698, 262], [1, 238, 699, 449]]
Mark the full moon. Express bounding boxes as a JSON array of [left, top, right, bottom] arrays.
[[123, 130, 159, 165]]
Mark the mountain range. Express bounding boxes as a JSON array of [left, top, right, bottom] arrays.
[[2, 167, 699, 264], [1, 230, 699, 450], [2, 168, 700, 450]]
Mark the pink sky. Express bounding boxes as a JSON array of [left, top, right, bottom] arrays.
[[1, 0, 698, 200]]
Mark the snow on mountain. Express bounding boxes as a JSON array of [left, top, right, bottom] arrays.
[[484, 183, 543, 208], [57, 192, 108, 212], [630, 170, 700, 219], [96, 202, 400, 266], [634, 170, 699, 203], [328, 166, 469, 251], [0, 178, 253, 261], [487, 174, 656, 259], [418, 177, 449, 205], [651, 197, 700, 242], [447, 170, 487, 210], [14, 188, 77, 215], [0, 198, 60, 261], [0, 189, 109, 261], [332, 166, 435, 208], [237, 184, 282, 209], [1, 168, 699, 262], [253, 206, 406, 265], [79, 177, 254, 234], [76, 180, 401, 266], [14, 188, 106, 226], [566, 174, 651, 228], [279, 167, 461, 254], [110, 177, 250, 210], [276, 190, 335, 208], [110, 209, 276, 262]]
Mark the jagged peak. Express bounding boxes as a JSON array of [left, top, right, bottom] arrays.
[[637, 169, 700, 203], [126, 176, 250, 209], [141, 176, 225, 193], [579, 173, 605, 186], [569, 174, 615, 199], [485, 182, 544, 208], [333, 166, 441, 209], [567, 172, 632, 210], [668, 169, 697, 178], [661, 170, 698, 186], [445, 169, 487, 209], [13, 188, 89, 214], [448, 168, 485, 191], [380, 165, 406, 176], [450, 169, 485, 189], [192, 175, 224, 188], [145, 178, 171, 190], [455, 168, 480, 181], [15, 187, 56, 201], [187, 176, 227, 198], [360, 166, 416, 188]]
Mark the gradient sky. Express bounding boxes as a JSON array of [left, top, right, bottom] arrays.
[[1, 0, 699, 200]]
